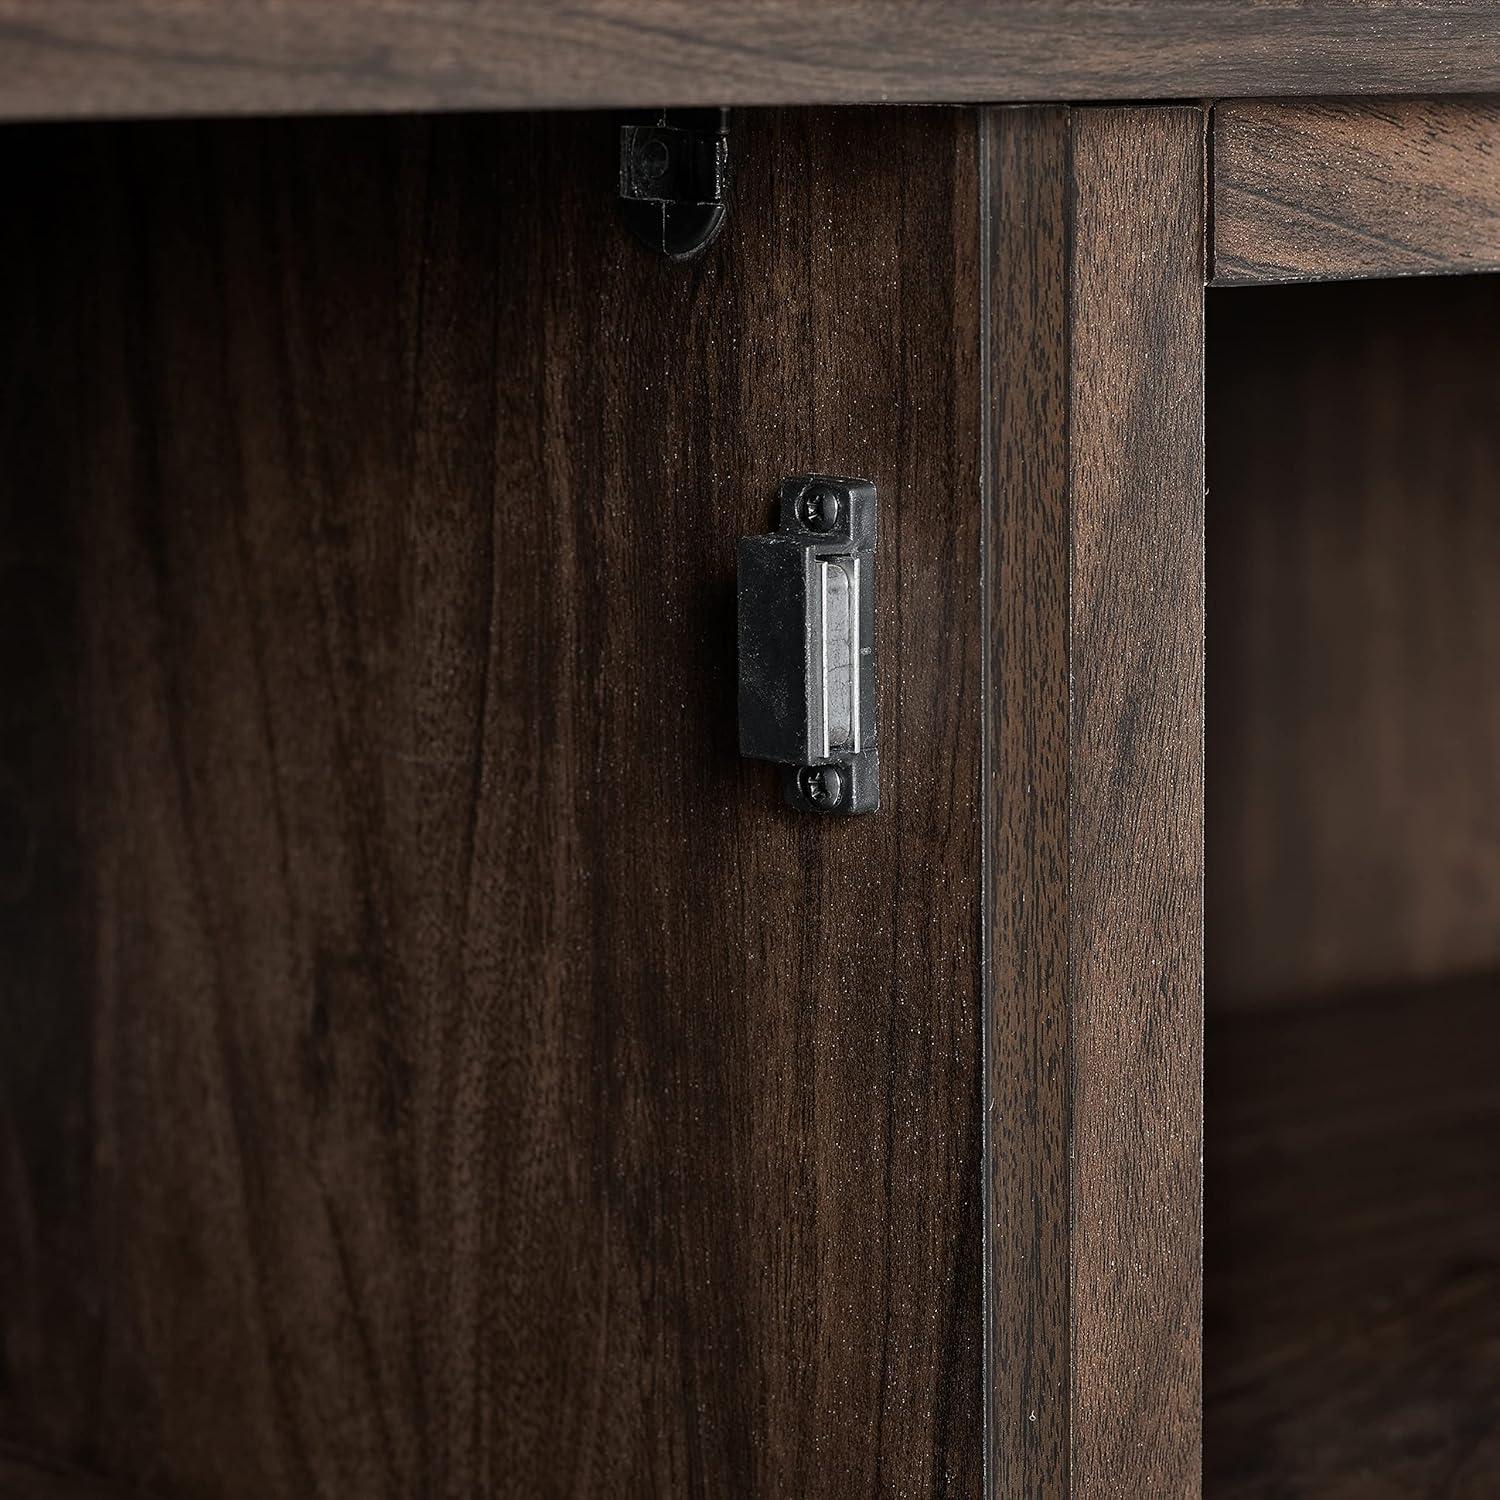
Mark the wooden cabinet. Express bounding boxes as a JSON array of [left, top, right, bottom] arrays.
[[0, 25, 1497, 1499]]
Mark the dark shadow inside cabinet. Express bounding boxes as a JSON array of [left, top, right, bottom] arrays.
[[1206, 274, 1500, 1497]]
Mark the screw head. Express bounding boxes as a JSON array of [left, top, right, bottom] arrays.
[[634, 135, 671, 186], [799, 764, 844, 808], [796, 484, 842, 533]]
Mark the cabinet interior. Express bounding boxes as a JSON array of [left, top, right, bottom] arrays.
[[1206, 273, 1500, 1495], [0, 107, 990, 1496], [3, 105, 1497, 1499]]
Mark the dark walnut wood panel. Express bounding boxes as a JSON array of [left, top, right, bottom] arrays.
[[0, 1451, 145, 1498], [0, 109, 984, 1497], [1212, 97, 1500, 285], [2, 3, 1500, 118], [985, 105, 1205, 1498], [1208, 275, 1500, 1009], [1205, 974, 1500, 1498]]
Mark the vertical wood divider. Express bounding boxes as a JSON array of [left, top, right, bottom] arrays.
[[982, 104, 1206, 1499]]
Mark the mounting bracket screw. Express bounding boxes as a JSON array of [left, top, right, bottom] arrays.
[[799, 765, 844, 807], [796, 483, 842, 532], [632, 135, 671, 186]]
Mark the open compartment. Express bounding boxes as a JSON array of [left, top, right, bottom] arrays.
[[1206, 274, 1500, 1495]]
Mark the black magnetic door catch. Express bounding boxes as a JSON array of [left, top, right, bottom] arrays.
[[737, 476, 878, 815]]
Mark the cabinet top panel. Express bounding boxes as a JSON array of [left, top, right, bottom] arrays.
[[1, 1, 1499, 119]]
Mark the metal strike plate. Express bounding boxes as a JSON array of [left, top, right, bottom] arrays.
[[737, 476, 878, 814]]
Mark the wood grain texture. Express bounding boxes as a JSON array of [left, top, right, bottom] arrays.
[[0, 108, 984, 1497], [1205, 973, 1500, 1497], [985, 105, 1205, 1499], [0, 1451, 148, 1498], [986, 105, 1072, 1499], [1207, 275, 1500, 1008], [1211, 97, 1500, 285], [2, 4, 1500, 119]]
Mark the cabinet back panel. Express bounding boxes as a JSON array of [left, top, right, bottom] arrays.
[[1208, 275, 1500, 1008], [0, 111, 984, 1497]]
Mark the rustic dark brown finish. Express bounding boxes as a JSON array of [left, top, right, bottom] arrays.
[[1, 4, 1500, 119], [0, 109, 984, 1497], [0, 1452, 143, 1498], [985, 105, 1205, 1498], [1205, 974, 1500, 1497], [1208, 275, 1500, 1008], [986, 105, 1072, 1498], [1211, 97, 1500, 285]]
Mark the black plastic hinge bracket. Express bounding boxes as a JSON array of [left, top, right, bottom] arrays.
[[618, 108, 729, 261]]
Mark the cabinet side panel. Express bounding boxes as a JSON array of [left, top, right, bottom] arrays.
[[1067, 107, 1205, 1498], [0, 110, 985, 1498], [983, 103, 1205, 1500], [983, 104, 1072, 1500]]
